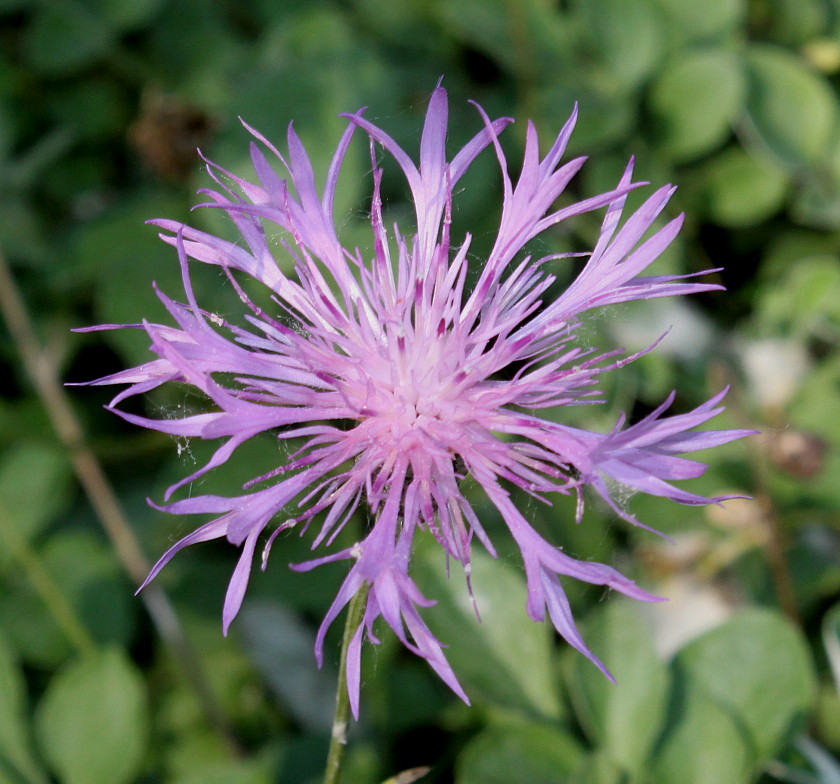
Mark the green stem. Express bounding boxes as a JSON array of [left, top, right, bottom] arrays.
[[0, 501, 96, 656], [323, 582, 370, 784]]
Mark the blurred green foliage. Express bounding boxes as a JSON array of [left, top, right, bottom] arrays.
[[1, 0, 839, 782]]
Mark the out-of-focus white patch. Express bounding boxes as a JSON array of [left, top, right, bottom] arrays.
[[739, 337, 810, 410], [642, 574, 733, 659], [608, 299, 713, 360]]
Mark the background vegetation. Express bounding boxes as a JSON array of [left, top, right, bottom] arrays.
[[1, 0, 839, 782]]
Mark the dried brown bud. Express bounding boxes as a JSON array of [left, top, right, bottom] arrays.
[[766, 428, 828, 479], [129, 90, 216, 182]]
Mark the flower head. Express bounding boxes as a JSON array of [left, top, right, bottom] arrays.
[[80, 86, 750, 716]]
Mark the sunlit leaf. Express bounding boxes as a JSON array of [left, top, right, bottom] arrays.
[[651, 0, 744, 42], [35, 648, 149, 784], [456, 715, 584, 784], [673, 608, 817, 762], [566, 600, 670, 777], [414, 538, 563, 719], [744, 45, 838, 168], [650, 686, 752, 784], [577, 0, 665, 90], [699, 146, 789, 227], [648, 49, 744, 162]]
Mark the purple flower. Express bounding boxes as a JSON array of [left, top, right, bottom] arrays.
[[80, 86, 750, 716]]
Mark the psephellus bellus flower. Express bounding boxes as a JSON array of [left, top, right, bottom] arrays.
[[79, 86, 751, 716]]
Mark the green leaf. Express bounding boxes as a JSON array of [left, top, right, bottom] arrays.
[[537, 79, 638, 155], [763, 0, 828, 46], [651, 687, 752, 784], [789, 355, 840, 457], [35, 648, 149, 784], [755, 255, 840, 336], [21, 0, 114, 75], [238, 600, 335, 731], [456, 716, 584, 784], [790, 130, 840, 228], [0, 584, 71, 669], [41, 531, 136, 648], [0, 630, 49, 784], [578, 0, 665, 90], [699, 147, 788, 227], [566, 600, 671, 777], [673, 608, 817, 762], [648, 49, 745, 162], [91, 0, 166, 31], [0, 443, 72, 571], [744, 45, 838, 168], [567, 750, 625, 784], [433, 0, 571, 80], [413, 538, 563, 719], [651, 0, 744, 43], [170, 753, 276, 784]]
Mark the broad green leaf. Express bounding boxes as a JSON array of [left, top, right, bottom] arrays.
[[41, 531, 136, 648], [414, 538, 563, 719], [0, 581, 72, 668], [0, 443, 72, 571], [566, 600, 670, 777], [673, 608, 817, 762], [755, 255, 840, 336], [648, 49, 745, 162], [0, 631, 48, 784], [433, 0, 571, 80], [456, 716, 584, 784], [763, 0, 828, 46], [650, 687, 751, 784], [744, 45, 838, 168], [0, 528, 134, 668], [792, 129, 840, 228], [652, 0, 744, 42], [238, 600, 335, 731], [578, 0, 665, 90], [91, 0, 166, 31], [35, 648, 148, 784], [171, 754, 275, 784], [21, 0, 114, 75], [816, 686, 840, 753], [699, 147, 788, 227], [568, 750, 625, 784]]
